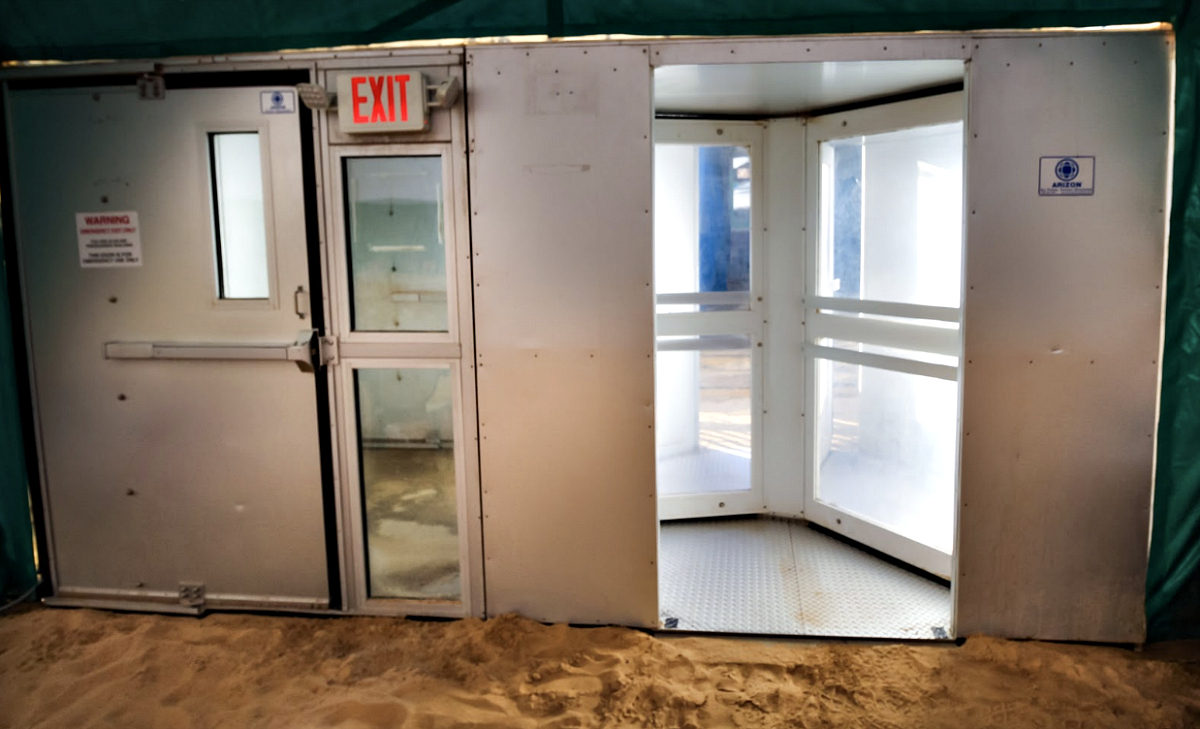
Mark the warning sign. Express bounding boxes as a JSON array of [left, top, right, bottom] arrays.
[[76, 211, 142, 267]]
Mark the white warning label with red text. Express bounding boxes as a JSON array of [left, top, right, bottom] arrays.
[[76, 211, 141, 268]]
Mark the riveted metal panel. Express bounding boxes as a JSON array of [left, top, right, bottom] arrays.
[[958, 33, 1171, 642], [468, 43, 658, 626]]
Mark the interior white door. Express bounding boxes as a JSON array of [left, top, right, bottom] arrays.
[[9, 83, 329, 608], [803, 93, 966, 579], [654, 120, 766, 521]]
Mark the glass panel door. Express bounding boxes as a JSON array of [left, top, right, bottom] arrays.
[[805, 94, 965, 578], [354, 366, 460, 600], [654, 121, 764, 520], [328, 137, 477, 617]]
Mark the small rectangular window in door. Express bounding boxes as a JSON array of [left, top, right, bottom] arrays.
[[208, 132, 270, 299], [344, 156, 449, 332], [354, 367, 460, 600]]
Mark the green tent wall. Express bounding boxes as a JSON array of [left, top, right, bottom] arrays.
[[0, 0, 1196, 639]]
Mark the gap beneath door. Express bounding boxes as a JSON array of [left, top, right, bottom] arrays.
[[658, 516, 950, 639]]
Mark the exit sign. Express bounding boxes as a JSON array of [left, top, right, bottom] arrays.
[[337, 71, 427, 133]]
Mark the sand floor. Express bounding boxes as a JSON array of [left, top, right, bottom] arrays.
[[1, 606, 1198, 729]]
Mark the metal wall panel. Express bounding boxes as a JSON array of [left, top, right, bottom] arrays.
[[468, 44, 659, 626], [959, 34, 1171, 641]]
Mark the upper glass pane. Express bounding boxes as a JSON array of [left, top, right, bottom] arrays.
[[654, 144, 751, 312], [818, 122, 964, 308], [345, 156, 448, 332], [355, 367, 460, 601], [209, 133, 269, 299]]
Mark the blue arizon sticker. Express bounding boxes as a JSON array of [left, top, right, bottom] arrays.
[[1039, 155, 1095, 196], [260, 90, 296, 114]]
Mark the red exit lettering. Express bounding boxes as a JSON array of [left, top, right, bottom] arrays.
[[351, 74, 412, 125]]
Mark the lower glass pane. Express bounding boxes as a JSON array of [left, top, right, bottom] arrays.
[[656, 339, 752, 495], [354, 367, 460, 600], [815, 359, 957, 553]]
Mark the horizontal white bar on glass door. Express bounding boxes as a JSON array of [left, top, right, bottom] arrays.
[[805, 344, 958, 381], [656, 334, 752, 352], [806, 296, 960, 323], [807, 311, 960, 358], [656, 291, 752, 306], [656, 311, 759, 337]]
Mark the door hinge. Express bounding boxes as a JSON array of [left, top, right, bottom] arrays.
[[319, 336, 339, 366], [178, 582, 205, 609], [137, 73, 165, 101]]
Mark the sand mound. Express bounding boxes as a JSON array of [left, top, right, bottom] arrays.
[[0, 606, 1197, 728]]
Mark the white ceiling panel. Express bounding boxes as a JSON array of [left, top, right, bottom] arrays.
[[654, 60, 965, 116]]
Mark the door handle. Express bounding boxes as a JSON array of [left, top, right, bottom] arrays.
[[105, 329, 320, 373], [294, 286, 309, 320]]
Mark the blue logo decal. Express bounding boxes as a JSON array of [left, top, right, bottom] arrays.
[[260, 90, 296, 114], [1040, 155, 1094, 196], [1055, 157, 1080, 182]]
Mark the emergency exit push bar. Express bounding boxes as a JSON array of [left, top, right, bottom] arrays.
[[103, 330, 318, 372]]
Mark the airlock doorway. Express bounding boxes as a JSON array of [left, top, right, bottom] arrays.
[[654, 58, 966, 638]]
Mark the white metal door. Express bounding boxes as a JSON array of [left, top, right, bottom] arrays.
[[654, 120, 766, 520], [7, 84, 329, 608], [803, 92, 966, 579]]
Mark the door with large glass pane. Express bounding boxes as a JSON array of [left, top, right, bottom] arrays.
[[804, 93, 965, 579], [328, 137, 480, 616], [655, 121, 764, 520]]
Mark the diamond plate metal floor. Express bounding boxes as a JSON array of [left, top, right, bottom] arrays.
[[659, 517, 951, 639]]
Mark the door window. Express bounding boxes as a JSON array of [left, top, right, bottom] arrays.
[[344, 156, 449, 332], [654, 121, 764, 520], [209, 132, 271, 300], [814, 359, 958, 554], [655, 144, 752, 312], [353, 366, 461, 600], [818, 123, 963, 308], [656, 336, 753, 496]]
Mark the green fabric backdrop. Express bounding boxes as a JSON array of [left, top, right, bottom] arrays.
[[0, 232, 36, 599], [0, 0, 1196, 638]]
